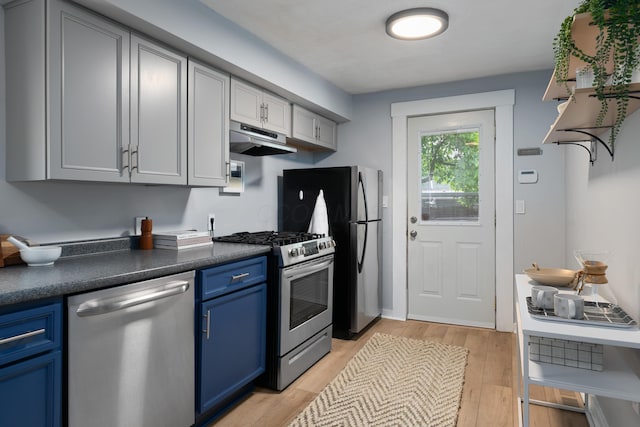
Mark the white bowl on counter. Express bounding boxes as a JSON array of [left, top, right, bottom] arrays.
[[19, 246, 62, 266]]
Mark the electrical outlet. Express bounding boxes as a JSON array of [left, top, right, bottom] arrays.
[[135, 217, 146, 235], [207, 214, 215, 232], [633, 401, 640, 416]]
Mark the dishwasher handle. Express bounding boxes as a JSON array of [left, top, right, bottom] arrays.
[[76, 280, 190, 317]]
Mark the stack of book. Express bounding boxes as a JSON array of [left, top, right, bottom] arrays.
[[153, 230, 213, 250]]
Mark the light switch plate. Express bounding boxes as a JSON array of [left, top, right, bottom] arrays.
[[515, 200, 525, 214]]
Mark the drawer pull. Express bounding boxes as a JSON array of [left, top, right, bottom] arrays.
[[203, 310, 211, 340], [231, 272, 250, 282], [0, 328, 46, 346]]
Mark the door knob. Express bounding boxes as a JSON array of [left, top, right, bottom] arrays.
[[410, 216, 417, 224], [409, 230, 417, 240]]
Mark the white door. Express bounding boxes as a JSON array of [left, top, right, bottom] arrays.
[[407, 110, 496, 328]]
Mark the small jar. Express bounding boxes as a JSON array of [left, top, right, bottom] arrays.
[[140, 217, 153, 250]]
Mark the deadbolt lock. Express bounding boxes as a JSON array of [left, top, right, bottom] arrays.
[[410, 216, 417, 224]]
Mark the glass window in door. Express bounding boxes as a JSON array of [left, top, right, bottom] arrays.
[[420, 128, 480, 222]]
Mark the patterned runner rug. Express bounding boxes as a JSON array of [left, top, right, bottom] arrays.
[[288, 332, 469, 427]]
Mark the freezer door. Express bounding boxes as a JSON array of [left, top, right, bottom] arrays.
[[357, 166, 382, 221]]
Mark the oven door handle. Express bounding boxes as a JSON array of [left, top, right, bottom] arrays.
[[283, 258, 333, 280]]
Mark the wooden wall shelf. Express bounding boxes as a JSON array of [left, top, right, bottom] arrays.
[[542, 11, 640, 163]]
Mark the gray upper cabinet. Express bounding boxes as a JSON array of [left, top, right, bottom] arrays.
[[188, 59, 230, 187], [5, 0, 192, 186], [230, 78, 291, 136], [291, 105, 337, 151], [316, 115, 337, 150], [5, 0, 131, 182], [130, 34, 187, 185]]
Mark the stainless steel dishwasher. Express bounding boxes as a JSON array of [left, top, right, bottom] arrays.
[[67, 270, 195, 427]]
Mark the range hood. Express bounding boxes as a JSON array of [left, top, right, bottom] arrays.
[[229, 121, 296, 156]]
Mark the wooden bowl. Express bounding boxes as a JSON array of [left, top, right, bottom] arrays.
[[524, 266, 580, 287]]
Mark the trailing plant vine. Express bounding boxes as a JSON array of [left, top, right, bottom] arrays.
[[553, 0, 640, 146]]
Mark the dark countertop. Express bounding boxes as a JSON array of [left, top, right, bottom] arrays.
[[0, 242, 271, 307]]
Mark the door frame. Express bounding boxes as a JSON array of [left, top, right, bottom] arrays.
[[390, 90, 515, 332]]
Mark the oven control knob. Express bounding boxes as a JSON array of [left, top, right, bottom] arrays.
[[289, 248, 299, 257], [319, 242, 326, 249]]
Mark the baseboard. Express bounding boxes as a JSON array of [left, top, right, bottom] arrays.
[[381, 310, 405, 321], [587, 395, 609, 427]]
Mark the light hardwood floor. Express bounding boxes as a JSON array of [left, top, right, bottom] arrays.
[[212, 318, 589, 427]]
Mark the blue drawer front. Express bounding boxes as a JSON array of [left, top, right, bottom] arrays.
[[0, 303, 62, 367], [0, 350, 62, 427], [198, 256, 267, 300]]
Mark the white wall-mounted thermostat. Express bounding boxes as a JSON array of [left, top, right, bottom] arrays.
[[518, 170, 538, 184]]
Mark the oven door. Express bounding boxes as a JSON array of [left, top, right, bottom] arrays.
[[279, 254, 334, 355]]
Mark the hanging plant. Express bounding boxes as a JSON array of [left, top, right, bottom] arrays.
[[553, 0, 640, 146]]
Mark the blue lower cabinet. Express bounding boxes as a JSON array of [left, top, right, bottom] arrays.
[[0, 300, 62, 427], [0, 350, 62, 427], [197, 282, 267, 417]]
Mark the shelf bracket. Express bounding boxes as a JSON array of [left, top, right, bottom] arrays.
[[555, 140, 596, 164], [557, 128, 614, 163]]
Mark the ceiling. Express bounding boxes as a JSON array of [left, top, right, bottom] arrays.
[[200, 0, 581, 95]]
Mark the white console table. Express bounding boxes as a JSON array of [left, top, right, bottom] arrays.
[[515, 274, 640, 427]]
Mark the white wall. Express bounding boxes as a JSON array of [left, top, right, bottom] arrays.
[[0, 2, 322, 242], [565, 109, 640, 426], [1, 2, 566, 315], [73, 0, 352, 122], [317, 70, 566, 315]]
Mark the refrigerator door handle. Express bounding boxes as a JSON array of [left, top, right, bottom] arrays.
[[358, 171, 369, 222], [357, 221, 368, 273], [357, 171, 369, 273]]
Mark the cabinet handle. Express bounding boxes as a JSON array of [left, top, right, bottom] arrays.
[[231, 272, 250, 282], [264, 104, 269, 122], [260, 104, 265, 122], [203, 310, 210, 340], [225, 161, 231, 180], [121, 146, 130, 174], [317, 125, 320, 140], [131, 146, 139, 172], [0, 328, 45, 346]]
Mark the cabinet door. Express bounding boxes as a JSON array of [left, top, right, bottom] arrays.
[[48, 1, 130, 182], [317, 115, 337, 151], [230, 79, 263, 128], [131, 34, 187, 185], [0, 351, 61, 427], [262, 92, 291, 136], [198, 283, 266, 414], [291, 105, 317, 144], [188, 60, 230, 187]]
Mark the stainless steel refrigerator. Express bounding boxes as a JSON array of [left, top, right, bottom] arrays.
[[282, 166, 382, 339]]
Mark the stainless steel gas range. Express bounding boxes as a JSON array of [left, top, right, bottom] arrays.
[[214, 231, 335, 390]]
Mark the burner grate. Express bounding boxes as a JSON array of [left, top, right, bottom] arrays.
[[214, 231, 323, 246]]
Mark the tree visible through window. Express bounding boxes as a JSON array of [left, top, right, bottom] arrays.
[[421, 129, 479, 221]]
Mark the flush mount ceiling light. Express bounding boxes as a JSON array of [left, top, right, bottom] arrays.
[[385, 8, 449, 40]]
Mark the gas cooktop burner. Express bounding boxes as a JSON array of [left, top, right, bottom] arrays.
[[214, 231, 323, 247]]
